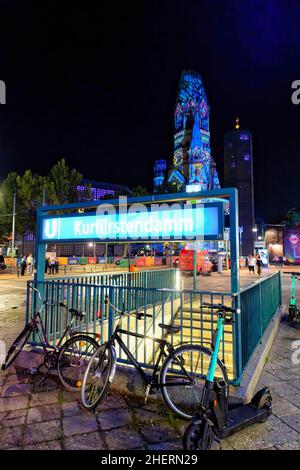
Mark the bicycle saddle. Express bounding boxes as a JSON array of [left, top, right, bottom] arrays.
[[69, 308, 85, 320], [158, 323, 181, 334]]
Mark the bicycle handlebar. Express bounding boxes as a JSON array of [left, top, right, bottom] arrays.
[[28, 284, 67, 309], [203, 302, 240, 314], [105, 297, 153, 319]]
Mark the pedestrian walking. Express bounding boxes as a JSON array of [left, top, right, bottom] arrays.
[[256, 255, 263, 277]]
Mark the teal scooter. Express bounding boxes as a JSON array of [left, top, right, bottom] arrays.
[[183, 303, 272, 450], [284, 272, 300, 328]]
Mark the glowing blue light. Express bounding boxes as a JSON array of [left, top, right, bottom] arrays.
[[41, 204, 222, 242]]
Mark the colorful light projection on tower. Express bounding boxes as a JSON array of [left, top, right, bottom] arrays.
[[169, 71, 220, 191]]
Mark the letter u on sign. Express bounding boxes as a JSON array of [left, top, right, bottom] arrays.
[[44, 219, 59, 239], [0, 80, 6, 104]]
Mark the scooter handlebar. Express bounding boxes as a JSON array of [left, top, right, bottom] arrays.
[[203, 302, 240, 314]]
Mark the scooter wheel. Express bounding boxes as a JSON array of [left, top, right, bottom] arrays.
[[288, 306, 297, 322], [183, 422, 216, 450], [257, 396, 272, 423]]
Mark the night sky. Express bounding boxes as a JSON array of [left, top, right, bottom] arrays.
[[0, 0, 300, 222]]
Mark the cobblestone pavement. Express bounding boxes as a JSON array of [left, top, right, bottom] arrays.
[[0, 317, 300, 451]]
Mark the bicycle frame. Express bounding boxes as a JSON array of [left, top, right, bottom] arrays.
[[29, 308, 78, 354], [111, 325, 171, 385]]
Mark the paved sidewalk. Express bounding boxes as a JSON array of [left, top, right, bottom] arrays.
[[0, 318, 300, 450]]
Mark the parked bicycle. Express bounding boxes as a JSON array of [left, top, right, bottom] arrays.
[[1, 284, 100, 391], [81, 295, 229, 419]]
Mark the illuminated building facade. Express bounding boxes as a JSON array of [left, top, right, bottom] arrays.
[[77, 179, 131, 201], [223, 123, 255, 255], [154, 71, 220, 192]]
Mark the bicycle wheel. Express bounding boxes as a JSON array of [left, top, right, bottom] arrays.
[[160, 344, 228, 420], [1, 324, 32, 370], [57, 335, 98, 392], [81, 343, 114, 411]]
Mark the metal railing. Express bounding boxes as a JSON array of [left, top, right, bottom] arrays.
[[236, 270, 281, 379], [25, 270, 282, 383]]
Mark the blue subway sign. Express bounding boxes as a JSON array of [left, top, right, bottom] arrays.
[[40, 202, 223, 243]]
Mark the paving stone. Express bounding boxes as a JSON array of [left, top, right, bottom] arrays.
[[103, 427, 145, 450], [128, 396, 168, 413], [63, 412, 99, 436], [0, 375, 7, 387], [280, 413, 300, 433], [98, 408, 132, 430], [96, 393, 128, 411], [25, 440, 62, 450], [141, 421, 180, 444], [0, 395, 29, 412], [3, 373, 28, 386], [271, 393, 300, 417], [220, 439, 235, 450], [265, 366, 300, 382], [0, 426, 23, 449], [29, 390, 59, 407], [64, 432, 106, 450], [276, 437, 300, 450], [226, 414, 299, 450], [1, 382, 31, 398], [62, 400, 82, 417], [26, 404, 61, 423], [23, 419, 62, 445], [131, 408, 163, 424], [0, 409, 27, 427], [147, 440, 183, 450], [60, 389, 78, 403]]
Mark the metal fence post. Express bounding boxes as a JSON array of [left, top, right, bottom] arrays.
[[278, 271, 282, 306], [108, 287, 114, 338]]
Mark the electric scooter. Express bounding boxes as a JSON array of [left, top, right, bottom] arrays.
[[183, 302, 272, 450], [283, 272, 300, 328]]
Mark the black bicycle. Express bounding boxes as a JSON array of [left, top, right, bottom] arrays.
[[2, 284, 100, 391], [81, 296, 228, 419]]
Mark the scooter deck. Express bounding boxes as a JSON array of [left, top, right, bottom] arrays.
[[217, 404, 270, 439]]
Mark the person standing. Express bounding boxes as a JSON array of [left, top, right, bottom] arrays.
[[49, 254, 56, 275], [248, 255, 256, 275], [21, 256, 27, 276], [256, 255, 263, 277], [16, 255, 22, 277], [27, 253, 33, 276]]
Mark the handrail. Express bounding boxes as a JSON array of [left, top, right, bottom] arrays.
[[239, 270, 280, 294]]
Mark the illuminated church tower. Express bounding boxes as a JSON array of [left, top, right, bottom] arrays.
[[154, 71, 220, 192]]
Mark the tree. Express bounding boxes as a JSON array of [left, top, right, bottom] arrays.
[[131, 185, 149, 197], [281, 208, 300, 226], [0, 158, 88, 242], [48, 158, 83, 204], [155, 181, 181, 194]]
